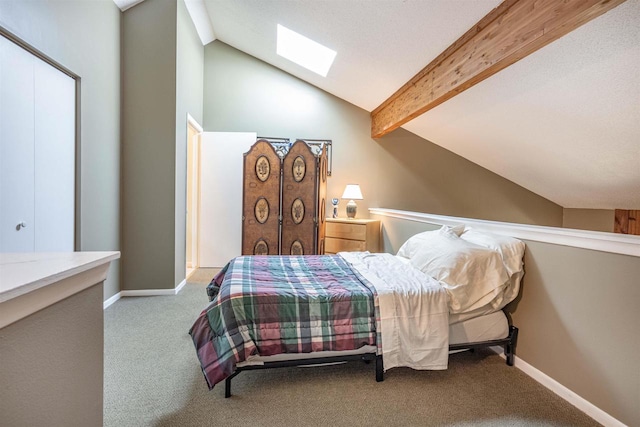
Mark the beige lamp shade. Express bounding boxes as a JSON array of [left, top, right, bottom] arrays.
[[341, 184, 363, 218], [341, 184, 363, 200]]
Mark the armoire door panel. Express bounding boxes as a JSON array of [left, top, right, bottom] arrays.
[[242, 140, 281, 255], [316, 145, 328, 254], [0, 36, 35, 252], [281, 140, 319, 255]]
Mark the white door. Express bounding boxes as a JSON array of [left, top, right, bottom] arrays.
[[199, 132, 256, 267], [0, 36, 35, 252], [0, 35, 75, 252], [34, 55, 75, 251]]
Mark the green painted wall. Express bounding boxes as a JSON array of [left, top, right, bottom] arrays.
[[203, 41, 563, 227], [121, 0, 177, 291], [122, 0, 204, 291], [563, 208, 614, 232], [175, 0, 204, 287], [0, 284, 104, 425]]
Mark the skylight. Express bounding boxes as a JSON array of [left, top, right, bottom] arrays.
[[276, 24, 336, 77]]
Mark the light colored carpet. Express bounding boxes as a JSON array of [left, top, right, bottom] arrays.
[[104, 274, 600, 427], [185, 268, 219, 285]]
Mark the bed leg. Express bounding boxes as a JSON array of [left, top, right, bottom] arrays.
[[362, 353, 375, 364], [375, 355, 384, 382], [224, 371, 240, 398], [505, 326, 519, 367], [225, 377, 232, 398]]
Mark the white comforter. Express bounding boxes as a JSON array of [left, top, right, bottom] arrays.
[[340, 252, 450, 371]]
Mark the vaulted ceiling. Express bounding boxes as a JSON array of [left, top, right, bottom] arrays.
[[121, 0, 640, 210]]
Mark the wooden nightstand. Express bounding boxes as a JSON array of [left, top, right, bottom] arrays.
[[324, 218, 380, 254]]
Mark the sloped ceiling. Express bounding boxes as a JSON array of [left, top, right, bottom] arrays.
[[202, 0, 504, 113], [121, 0, 640, 209], [402, 1, 640, 209]]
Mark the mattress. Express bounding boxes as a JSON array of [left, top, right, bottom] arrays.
[[236, 310, 508, 367], [450, 310, 508, 345]]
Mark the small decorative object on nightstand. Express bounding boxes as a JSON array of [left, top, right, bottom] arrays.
[[331, 198, 339, 218], [324, 218, 380, 254], [341, 184, 363, 219]]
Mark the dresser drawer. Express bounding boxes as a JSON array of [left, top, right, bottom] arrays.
[[326, 222, 367, 241], [325, 237, 366, 253]]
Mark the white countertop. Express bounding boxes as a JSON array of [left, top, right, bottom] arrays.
[[0, 252, 120, 303]]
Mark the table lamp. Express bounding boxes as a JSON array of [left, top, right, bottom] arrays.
[[341, 184, 363, 219]]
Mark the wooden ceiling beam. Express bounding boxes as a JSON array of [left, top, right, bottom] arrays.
[[370, 0, 627, 139]]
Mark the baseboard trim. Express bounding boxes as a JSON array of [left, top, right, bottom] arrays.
[[490, 347, 625, 427], [103, 292, 121, 309], [103, 281, 188, 309], [119, 289, 176, 297], [114, 281, 188, 299], [175, 279, 187, 294]]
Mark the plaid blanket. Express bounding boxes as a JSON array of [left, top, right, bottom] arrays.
[[189, 255, 378, 389]]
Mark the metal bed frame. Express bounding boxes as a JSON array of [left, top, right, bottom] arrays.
[[223, 325, 519, 398]]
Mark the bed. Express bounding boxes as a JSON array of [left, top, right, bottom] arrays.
[[189, 225, 525, 397]]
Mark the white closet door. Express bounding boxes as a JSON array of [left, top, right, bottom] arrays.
[[34, 56, 75, 251], [0, 35, 75, 253], [199, 132, 256, 267], [0, 37, 35, 252]]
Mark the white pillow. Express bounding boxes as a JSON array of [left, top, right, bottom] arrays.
[[396, 225, 465, 259], [460, 229, 525, 276], [460, 228, 526, 310], [449, 224, 466, 236], [408, 232, 509, 314]]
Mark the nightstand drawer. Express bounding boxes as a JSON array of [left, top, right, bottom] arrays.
[[326, 222, 367, 241], [324, 218, 380, 254], [325, 237, 366, 253]]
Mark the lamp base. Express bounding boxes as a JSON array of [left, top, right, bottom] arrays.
[[346, 200, 357, 219]]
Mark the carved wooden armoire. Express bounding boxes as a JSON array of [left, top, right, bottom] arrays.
[[242, 139, 328, 256]]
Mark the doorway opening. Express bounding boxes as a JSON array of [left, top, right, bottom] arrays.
[[186, 115, 202, 279]]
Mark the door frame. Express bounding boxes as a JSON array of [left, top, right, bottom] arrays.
[[0, 26, 80, 250], [186, 114, 203, 272]]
